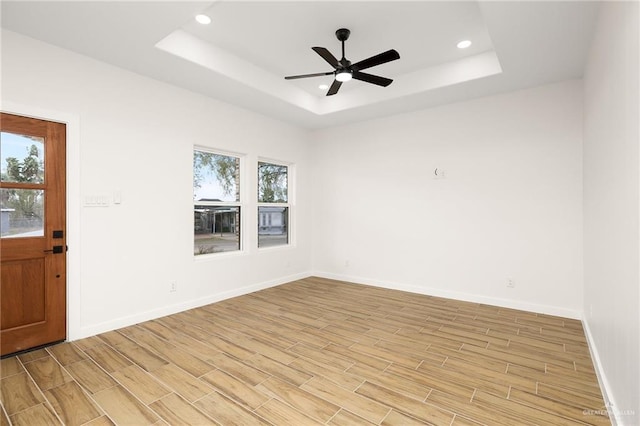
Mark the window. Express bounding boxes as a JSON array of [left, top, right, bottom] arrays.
[[1, 132, 45, 237], [193, 149, 241, 255], [258, 161, 289, 248]]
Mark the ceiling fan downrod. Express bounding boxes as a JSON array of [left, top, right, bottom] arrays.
[[336, 28, 350, 61]]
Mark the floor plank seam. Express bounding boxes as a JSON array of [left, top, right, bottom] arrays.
[[11, 355, 66, 425]]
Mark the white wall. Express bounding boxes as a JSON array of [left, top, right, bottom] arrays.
[[583, 1, 639, 424], [311, 80, 584, 318], [1, 30, 313, 339], [4, 16, 637, 423]]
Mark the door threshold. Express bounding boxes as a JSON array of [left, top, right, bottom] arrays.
[[1, 340, 66, 359]]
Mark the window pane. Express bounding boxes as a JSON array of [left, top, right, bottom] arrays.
[[258, 206, 288, 248], [1, 189, 44, 238], [194, 151, 239, 202], [258, 162, 287, 203], [194, 206, 240, 255], [1, 132, 45, 184]]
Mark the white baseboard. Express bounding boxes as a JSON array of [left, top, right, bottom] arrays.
[[77, 269, 582, 339], [76, 270, 624, 424], [582, 319, 623, 426], [76, 271, 310, 339], [312, 271, 582, 319]]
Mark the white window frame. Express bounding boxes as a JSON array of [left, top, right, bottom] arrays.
[[193, 146, 246, 257], [257, 158, 293, 249]]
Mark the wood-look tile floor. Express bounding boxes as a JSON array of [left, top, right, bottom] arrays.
[[0, 277, 610, 425]]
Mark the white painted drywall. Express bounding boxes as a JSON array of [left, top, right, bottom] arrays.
[[4, 19, 637, 424], [311, 80, 584, 318], [1, 30, 313, 339], [583, 1, 640, 424]]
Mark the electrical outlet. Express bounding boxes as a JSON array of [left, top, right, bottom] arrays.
[[344, 260, 350, 267], [169, 281, 177, 293], [507, 279, 515, 288]]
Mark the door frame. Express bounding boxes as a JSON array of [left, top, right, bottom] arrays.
[[2, 101, 81, 341]]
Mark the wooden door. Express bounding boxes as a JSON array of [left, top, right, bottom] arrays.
[[1, 113, 66, 356]]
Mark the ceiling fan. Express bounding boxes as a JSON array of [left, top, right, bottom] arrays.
[[284, 28, 400, 96]]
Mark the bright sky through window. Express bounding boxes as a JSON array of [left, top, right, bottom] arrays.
[[0, 133, 44, 177]]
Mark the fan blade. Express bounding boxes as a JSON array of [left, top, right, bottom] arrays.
[[352, 71, 393, 87], [351, 49, 400, 71], [326, 79, 342, 96], [312, 47, 340, 69], [285, 71, 334, 80]]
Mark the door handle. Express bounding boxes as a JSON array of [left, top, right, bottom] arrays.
[[44, 245, 66, 254]]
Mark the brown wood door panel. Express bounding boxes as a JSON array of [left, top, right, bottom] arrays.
[[1, 113, 66, 356], [1, 258, 47, 329]]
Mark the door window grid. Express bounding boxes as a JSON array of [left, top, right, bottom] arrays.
[[1, 131, 46, 238]]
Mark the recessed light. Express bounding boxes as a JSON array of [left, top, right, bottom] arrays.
[[457, 40, 472, 49], [195, 14, 211, 25], [319, 84, 329, 90]]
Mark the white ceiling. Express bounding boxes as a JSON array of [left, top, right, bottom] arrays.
[[1, 1, 600, 129]]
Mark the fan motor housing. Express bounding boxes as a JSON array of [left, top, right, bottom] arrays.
[[336, 28, 351, 42]]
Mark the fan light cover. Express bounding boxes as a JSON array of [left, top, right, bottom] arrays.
[[336, 71, 352, 82]]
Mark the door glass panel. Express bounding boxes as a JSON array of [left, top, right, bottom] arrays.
[[1, 189, 44, 238], [0, 132, 45, 184]]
